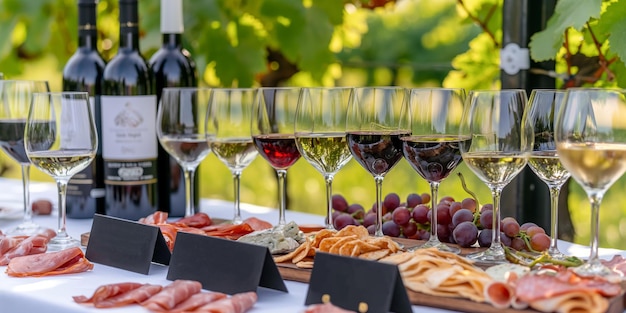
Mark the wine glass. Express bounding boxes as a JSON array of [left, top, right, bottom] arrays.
[[555, 88, 626, 277], [402, 88, 468, 253], [460, 89, 532, 263], [25, 92, 97, 251], [206, 88, 259, 224], [346, 87, 410, 237], [252, 87, 301, 228], [295, 87, 353, 229], [0, 80, 50, 236], [523, 89, 570, 259], [157, 87, 212, 218]]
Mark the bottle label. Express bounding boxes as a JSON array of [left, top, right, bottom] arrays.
[[101, 95, 157, 184]]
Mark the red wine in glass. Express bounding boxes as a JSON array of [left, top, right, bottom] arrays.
[[253, 134, 301, 170], [401, 135, 470, 182], [347, 131, 409, 176]]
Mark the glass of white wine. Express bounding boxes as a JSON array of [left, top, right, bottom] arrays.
[[25, 92, 97, 251], [206, 88, 259, 224], [555, 88, 626, 277], [460, 89, 532, 263], [295, 87, 353, 229], [157, 87, 212, 218], [523, 89, 570, 259]]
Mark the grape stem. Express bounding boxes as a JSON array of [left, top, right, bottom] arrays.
[[503, 246, 584, 268], [457, 172, 481, 227]]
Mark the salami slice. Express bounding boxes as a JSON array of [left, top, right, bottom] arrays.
[[73, 282, 144, 303], [141, 280, 202, 311], [6, 246, 93, 277]]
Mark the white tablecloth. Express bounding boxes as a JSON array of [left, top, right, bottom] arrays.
[[0, 178, 624, 313]]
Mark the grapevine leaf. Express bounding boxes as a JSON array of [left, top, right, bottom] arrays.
[[594, 1, 626, 63], [0, 18, 18, 58], [529, 0, 602, 61], [443, 32, 500, 90], [312, 0, 345, 25], [296, 7, 335, 80], [260, 0, 306, 62]]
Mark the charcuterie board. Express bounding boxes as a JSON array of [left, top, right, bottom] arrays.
[[275, 237, 626, 313]]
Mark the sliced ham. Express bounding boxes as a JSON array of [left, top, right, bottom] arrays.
[[0, 234, 50, 265], [73, 282, 144, 303], [6, 246, 94, 277], [242, 217, 272, 231], [173, 213, 213, 228], [95, 284, 163, 308], [202, 223, 255, 240], [141, 280, 202, 311], [140, 211, 169, 225], [304, 302, 357, 313], [484, 281, 514, 309], [515, 269, 622, 302], [167, 292, 227, 313], [192, 291, 257, 313]]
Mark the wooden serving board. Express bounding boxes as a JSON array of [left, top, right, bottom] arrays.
[[276, 237, 625, 313]]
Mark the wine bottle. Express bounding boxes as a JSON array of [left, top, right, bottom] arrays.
[[149, 0, 198, 217], [62, 0, 106, 218], [101, 0, 157, 220]]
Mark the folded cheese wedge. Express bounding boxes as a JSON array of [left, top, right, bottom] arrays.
[[6, 246, 93, 277]]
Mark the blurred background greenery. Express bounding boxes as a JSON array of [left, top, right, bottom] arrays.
[[1, 0, 626, 249]]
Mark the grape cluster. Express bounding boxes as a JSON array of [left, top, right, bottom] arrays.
[[331, 193, 550, 252]]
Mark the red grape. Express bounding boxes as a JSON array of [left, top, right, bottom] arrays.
[[382, 220, 401, 237], [417, 229, 430, 240], [333, 213, 357, 230], [530, 233, 550, 251], [383, 212, 392, 221], [391, 206, 411, 226], [479, 210, 493, 229], [412, 204, 429, 224], [526, 226, 546, 238], [402, 222, 418, 238], [461, 198, 477, 212], [347, 203, 365, 219], [448, 201, 463, 217], [511, 237, 526, 251], [500, 232, 512, 247], [421, 193, 431, 204], [383, 193, 401, 213], [437, 223, 450, 240], [362, 212, 377, 227], [501, 217, 520, 237], [332, 194, 349, 212], [452, 209, 474, 228], [477, 229, 492, 247], [453, 221, 478, 247], [439, 196, 455, 204], [407, 193, 422, 208], [480, 203, 493, 212], [520, 222, 538, 232], [367, 224, 375, 235], [436, 203, 452, 225]]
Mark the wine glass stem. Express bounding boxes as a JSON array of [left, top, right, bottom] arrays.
[[548, 185, 561, 253], [21, 164, 32, 224], [374, 175, 384, 237], [55, 178, 70, 239], [588, 192, 603, 265], [232, 170, 243, 224], [324, 173, 335, 229], [490, 187, 503, 248], [277, 169, 287, 226], [183, 167, 197, 217], [428, 181, 440, 242]]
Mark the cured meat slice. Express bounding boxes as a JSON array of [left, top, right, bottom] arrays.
[[73, 282, 143, 303], [515, 269, 622, 302], [0, 236, 23, 255], [529, 290, 608, 313], [95, 284, 163, 308], [242, 217, 272, 231], [202, 223, 255, 240], [159, 224, 178, 251], [173, 213, 213, 228], [193, 291, 257, 313], [484, 281, 514, 309], [304, 303, 357, 313], [167, 292, 227, 313], [140, 211, 169, 225], [6, 246, 94, 277], [0, 234, 51, 265], [141, 280, 202, 311]]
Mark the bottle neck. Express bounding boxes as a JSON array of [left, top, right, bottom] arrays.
[[162, 33, 182, 48], [119, 26, 140, 51], [119, 0, 140, 51], [78, 32, 98, 50], [78, 3, 97, 50]]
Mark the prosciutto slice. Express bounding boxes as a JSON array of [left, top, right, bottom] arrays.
[[6, 246, 94, 277], [202, 223, 255, 240], [242, 217, 272, 231], [515, 269, 622, 302], [166, 292, 227, 313], [95, 284, 163, 308], [173, 213, 213, 228], [0, 234, 50, 265], [304, 303, 356, 313], [141, 280, 202, 311], [192, 291, 257, 313], [73, 282, 143, 303]]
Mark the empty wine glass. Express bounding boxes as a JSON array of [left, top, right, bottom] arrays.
[[252, 87, 301, 228], [460, 89, 532, 263], [157, 87, 212, 218], [295, 87, 353, 229], [346, 87, 410, 237], [25, 92, 97, 251], [555, 88, 626, 277], [0, 80, 50, 236], [402, 88, 468, 253], [523, 89, 570, 259], [206, 88, 259, 224]]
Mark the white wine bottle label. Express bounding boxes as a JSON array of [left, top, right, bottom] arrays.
[[101, 95, 157, 184]]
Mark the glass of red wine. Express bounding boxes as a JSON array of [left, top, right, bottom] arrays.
[[252, 87, 302, 228], [402, 88, 468, 253], [25, 92, 97, 251], [206, 88, 259, 224], [295, 87, 353, 229], [346, 87, 410, 237], [460, 89, 531, 263], [157, 87, 212, 217], [0, 80, 50, 236]]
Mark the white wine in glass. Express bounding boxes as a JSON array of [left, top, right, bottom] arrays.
[[555, 88, 626, 277], [206, 88, 258, 224], [25, 92, 97, 251], [460, 89, 532, 263]]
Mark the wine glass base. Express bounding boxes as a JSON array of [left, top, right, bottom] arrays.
[[547, 248, 569, 261], [47, 236, 81, 252], [574, 261, 620, 278], [466, 245, 507, 264], [415, 240, 461, 254], [6, 222, 45, 237]]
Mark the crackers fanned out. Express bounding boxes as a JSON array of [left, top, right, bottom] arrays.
[[380, 247, 493, 303], [273, 225, 401, 268]]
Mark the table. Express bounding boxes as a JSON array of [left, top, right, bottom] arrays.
[[0, 178, 624, 313]]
